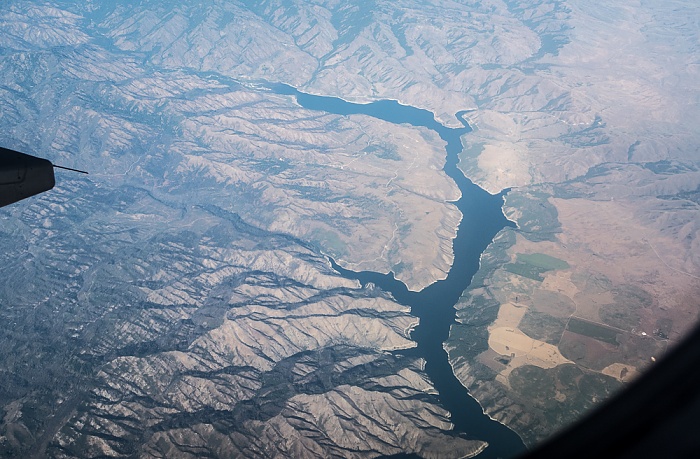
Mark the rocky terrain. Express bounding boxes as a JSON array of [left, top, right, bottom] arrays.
[[0, 2, 483, 457], [1, 0, 698, 456], [1, 189, 484, 458]]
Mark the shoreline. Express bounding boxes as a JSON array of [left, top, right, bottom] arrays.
[[266, 81, 525, 457], [444, 339, 528, 446]]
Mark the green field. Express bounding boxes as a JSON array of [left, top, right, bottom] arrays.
[[566, 318, 620, 345], [505, 253, 570, 281], [505, 262, 547, 281], [516, 253, 570, 270]]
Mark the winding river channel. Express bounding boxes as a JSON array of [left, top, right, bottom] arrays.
[[270, 82, 526, 458]]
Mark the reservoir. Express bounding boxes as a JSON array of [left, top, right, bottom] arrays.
[[270, 83, 526, 458]]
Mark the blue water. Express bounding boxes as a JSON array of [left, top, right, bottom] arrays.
[[269, 83, 526, 458]]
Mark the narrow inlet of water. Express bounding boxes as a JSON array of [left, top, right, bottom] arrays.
[[270, 83, 526, 458]]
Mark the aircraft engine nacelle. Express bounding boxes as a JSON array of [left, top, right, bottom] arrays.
[[0, 147, 56, 208]]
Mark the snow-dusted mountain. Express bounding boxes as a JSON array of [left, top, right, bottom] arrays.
[[1, 1, 698, 457]]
